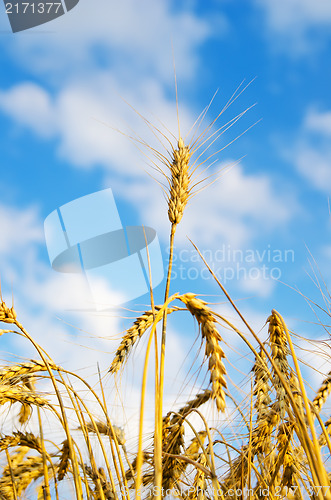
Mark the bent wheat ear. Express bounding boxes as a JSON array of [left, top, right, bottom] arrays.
[[1, 431, 42, 454], [18, 403, 32, 425], [171, 389, 212, 424], [80, 421, 126, 446], [0, 455, 46, 499], [109, 307, 174, 374], [0, 360, 59, 384], [313, 371, 331, 412], [57, 439, 70, 481], [85, 465, 115, 500], [179, 293, 227, 412], [319, 416, 331, 446], [0, 385, 48, 406]]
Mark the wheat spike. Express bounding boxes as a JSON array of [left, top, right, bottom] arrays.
[[0, 431, 42, 453], [109, 307, 174, 374], [136, 392, 210, 489], [185, 453, 207, 500], [221, 448, 249, 498], [167, 138, 192, 226], [81, 420, 126, 446], [161, 419, 185, 491], [85, 465, 115, 500], [98, 467, 115, 500], [18, 403, 32, 425], [251, 405, 280, 456], [267, 311, 290, 417], [0, 455, 45, 499], [171, 389, 212, 425], [57, 439, 70, 481], [313, 371, 331, 412], [0, 359, 59, 384], [0, 300, 17, 324], [276, 423, 297, 492], [0, 385, 48, 407], [179, 293, 227, 411], [252, 347, 271, 420], [162, 429, 207, 494], [319, 416, 331, 446], [0, 435, 20, 451], [185, 431, 208, 461]]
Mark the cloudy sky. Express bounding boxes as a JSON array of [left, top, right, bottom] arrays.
[[0, 0, 331, 450]]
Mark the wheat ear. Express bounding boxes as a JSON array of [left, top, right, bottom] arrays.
[[0, 431, 42, 454], [109, 307, 174, 374], [179, 294, 227, 411], [276, 423, 297, 491], [57, 439, 70, 481], [171, 389, 212, 425], [167, 138, 192, 226], [267, 311, 290, 417], [85, 465, 115, 500], [0, 300, 17, 324], [0, 385, 48, 407], [80, 421, 126, 446], [313, 372, 331, 412], [0, 455, 46, 499], [0, 360, 59, 384], [252, 347, 271, 420]]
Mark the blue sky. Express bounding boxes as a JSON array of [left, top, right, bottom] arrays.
[[0, 0, 331, 445]]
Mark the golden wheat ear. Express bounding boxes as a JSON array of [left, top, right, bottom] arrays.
[[167, 137, 192, 227], [178, 294, 227, 412]]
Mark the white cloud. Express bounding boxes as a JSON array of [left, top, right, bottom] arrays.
[[304, 108, 331, 137], [0, 0, 224, 180], [295, 146, 331, 192], [238, 267, 276, 297], [0, 77, 195, 176], [0, 83, 55, 138], [5, 0, 213, 84], [257, 0, 331, 29], [291, 107, 331, 192], [254, 0, 331, 53], [0, 203, 44, 256]]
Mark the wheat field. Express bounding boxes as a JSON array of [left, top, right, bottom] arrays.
[[0, 95, 331, 500]]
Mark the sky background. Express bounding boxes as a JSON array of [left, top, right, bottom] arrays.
[[0, 0, 331, 460]]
